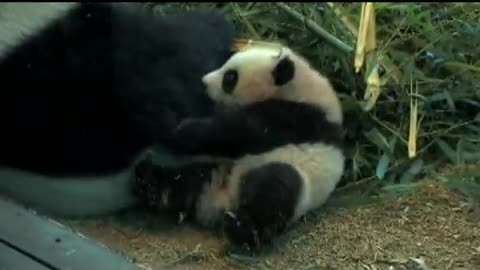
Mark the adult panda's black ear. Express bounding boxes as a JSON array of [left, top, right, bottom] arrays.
[[272, 56, 295, 86]]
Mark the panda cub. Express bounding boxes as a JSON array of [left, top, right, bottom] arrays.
[[135, 42, 345, 248]]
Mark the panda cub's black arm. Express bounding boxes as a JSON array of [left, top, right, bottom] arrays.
[[171, 99, 341, 158], [171, 107, 263, 157]]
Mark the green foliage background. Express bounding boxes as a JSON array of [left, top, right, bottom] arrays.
[[149, 3, 480, 192]]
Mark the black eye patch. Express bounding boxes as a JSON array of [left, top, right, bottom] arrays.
[[222, 69, 238, 94]]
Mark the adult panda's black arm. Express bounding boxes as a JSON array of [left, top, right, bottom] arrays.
[[171, 99, 343, 158], [0, 3, 235, 176]]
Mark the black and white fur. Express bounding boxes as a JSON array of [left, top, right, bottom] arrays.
[[0, 3, 235, 217], [134, 44, 345, 248]]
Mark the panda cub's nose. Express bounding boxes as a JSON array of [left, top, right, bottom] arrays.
[[201, 72, 215, 86]]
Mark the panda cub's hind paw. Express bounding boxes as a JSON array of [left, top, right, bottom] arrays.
[[223, 210, 261, 250], [223, 209, 289, 250]]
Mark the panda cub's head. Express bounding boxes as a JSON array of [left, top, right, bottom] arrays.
[[201, 45, 295, 106], [201, 43, 343, 124]]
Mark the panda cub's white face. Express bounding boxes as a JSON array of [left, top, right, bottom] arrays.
[[201, 47, 290, 107]]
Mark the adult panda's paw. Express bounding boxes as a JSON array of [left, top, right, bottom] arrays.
[[134, 157, 213, 219], [133, 156, 172, 211], [133, 157, 159, 207]]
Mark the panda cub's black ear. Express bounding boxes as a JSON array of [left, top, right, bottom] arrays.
[[272, 56, 295, 86]]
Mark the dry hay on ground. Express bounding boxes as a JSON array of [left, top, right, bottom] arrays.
[[63, 179, 480, 270]]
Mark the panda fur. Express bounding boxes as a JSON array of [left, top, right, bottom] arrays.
[[134, 43, 345, 248], [0, 3, 235, 218]]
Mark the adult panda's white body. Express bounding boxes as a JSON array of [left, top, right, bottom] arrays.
[[0, 166, 136, 217], [134, 42, 345, 248], [0, 3, 235, 217]]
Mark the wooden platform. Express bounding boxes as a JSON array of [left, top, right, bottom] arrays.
[[0, 198, 148, 270]]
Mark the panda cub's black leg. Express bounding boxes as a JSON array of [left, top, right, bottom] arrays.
[[134, 156, 218, 223], [223, 162, 302, 248]]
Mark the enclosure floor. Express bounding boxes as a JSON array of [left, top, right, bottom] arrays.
[[63, 179, 480, 270]]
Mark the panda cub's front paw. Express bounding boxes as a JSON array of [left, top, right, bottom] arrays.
[[173, 118, 212, 153], [175, 118, 212, 135], [176, 118, 201, 131]]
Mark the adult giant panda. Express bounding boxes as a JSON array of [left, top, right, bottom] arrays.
[[134, 41, 345, 248], [0, 3, 235, 218]]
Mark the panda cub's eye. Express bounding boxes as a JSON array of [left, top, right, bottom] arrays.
[[222, 69, 238, 94]]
